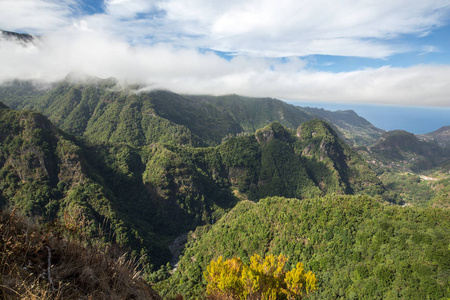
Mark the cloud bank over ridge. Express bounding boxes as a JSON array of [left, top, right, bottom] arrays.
[[1, 0, 450, 106]]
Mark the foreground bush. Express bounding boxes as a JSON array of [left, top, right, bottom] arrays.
[[205, 254, 317, 299]]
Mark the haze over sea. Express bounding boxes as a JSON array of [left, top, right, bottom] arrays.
[[285, 101, 450, 135]]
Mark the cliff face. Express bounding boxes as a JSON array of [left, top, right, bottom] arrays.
[[0, 103, 171, 268]]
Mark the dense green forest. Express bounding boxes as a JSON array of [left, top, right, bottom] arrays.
[[0, 99, 386, 270], [156, 195, 449, 299], [0, 79, 449, 299]]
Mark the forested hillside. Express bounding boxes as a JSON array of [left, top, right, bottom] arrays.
[[301, 106, 384, 146], [156, 195, 450, 299], [0, 79, 384, 146], [358, 130, 449, 173], [0, 100, 386, 269], [0, 102, 173, 268], [0, 78, 449, 300]]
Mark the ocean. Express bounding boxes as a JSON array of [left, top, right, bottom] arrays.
[[285, 101, 450, 134]]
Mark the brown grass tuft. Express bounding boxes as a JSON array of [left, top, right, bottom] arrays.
[[0, 208, 162, 300]]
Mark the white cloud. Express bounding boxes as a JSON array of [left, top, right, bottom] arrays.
[[4, 0, 445, 58], [2, 0, 450, 58], [153, 0, 450, 58], [104, 0, 156, 19], [0, 0, 76, 34], [1, 31, 450, 107], [0, 0, 450, 107]]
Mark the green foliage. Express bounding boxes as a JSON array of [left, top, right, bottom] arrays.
[[380, 172, 436, 206], [157, 195, 450, 299], [430, 177, 450, 208]]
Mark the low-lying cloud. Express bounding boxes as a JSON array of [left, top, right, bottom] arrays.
[[0, 0, 450, 107], [1, 30, 449, 107]]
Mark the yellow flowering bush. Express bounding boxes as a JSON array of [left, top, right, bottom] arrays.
[[205, 254, 317, 299]]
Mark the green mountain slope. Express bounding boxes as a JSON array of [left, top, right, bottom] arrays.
[[186, 94, 314, 133], [421, 126, 450, 148], [216, 120, 384, 201], [0, 79, 385, 147], [0, 102, 175, 267], [0, 101, 386, 269], [301, 107, 385, 146], [2, 80, 208, 146], [157, 195, 450, 299], [366, 130, 448, 172]]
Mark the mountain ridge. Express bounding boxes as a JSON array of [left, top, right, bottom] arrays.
[[420, 125, 450, 148], [0, 100, 385, 269], [0, 79, 384, 147], [300, 106, 385, 146], [1, 29, 35, 43], [0, 71, 448, 299]]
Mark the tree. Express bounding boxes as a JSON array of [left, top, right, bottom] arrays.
[[205, 254, 317, 299]]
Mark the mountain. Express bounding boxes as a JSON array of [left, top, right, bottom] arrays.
[[156, 195, 450, 299], [0, 101, 176, 267], [0, 80, 254, 146], [185, 94, 313, 133], [0, 100, 385, 267], [364, 130, 449, 172], [0, 29, 35, 43], [300, 106, 385, 146], [1, 73, 448, 298], [420, 126, 450, 148], [187, 94, 385, 146], [295, 119, 384, 195], [218, 119, 384, 201], [0, 99, 254, 268], [0, 79, 384, 147]]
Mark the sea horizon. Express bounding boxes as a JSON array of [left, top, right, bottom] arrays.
[[284, 101, 450, 135]]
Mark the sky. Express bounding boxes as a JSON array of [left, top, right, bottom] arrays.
[[1, 0, 450, 127]]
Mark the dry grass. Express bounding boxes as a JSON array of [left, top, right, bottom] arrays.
[[0, 208, 161, 300]]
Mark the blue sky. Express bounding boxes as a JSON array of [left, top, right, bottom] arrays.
[[0, 0, 450, 132]]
